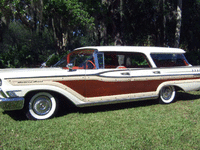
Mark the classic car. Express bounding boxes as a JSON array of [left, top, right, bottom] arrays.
[[0, 46, 200, 120]]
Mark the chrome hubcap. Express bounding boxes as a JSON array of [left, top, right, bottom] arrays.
[[32, 96, 52, 115], [162, 87, 172, 100]]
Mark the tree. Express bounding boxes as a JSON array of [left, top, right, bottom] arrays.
[[2, 0, 200, 68], [43, 0, 94, 53], [174, 0, 182, 48], [123, 0, 157, 45], [0, 0, 94, 52], [0, 21, 55, 68], [0, 0, 13, 42]]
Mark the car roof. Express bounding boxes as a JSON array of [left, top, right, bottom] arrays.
[[74, 46, 185, 54]]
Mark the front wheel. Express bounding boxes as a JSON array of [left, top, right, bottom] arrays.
[[159, 86, 176, 104], [25, 92, 58, 120]]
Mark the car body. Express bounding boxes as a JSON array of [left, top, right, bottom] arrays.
[[0, 46, 200, 120]]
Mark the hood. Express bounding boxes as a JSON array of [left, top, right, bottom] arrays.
[[0, 68, 66, 79]]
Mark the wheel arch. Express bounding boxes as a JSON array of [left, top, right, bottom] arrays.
[[24, 88, 81, 107], [156, 81, 185, 94]]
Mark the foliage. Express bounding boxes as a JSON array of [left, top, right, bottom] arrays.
[[0, 91, 200, 149], [43, 0, 95, 51], [185, 51, 200, 65], [0, 21, 55, 68], [0, 0, 95, 67], [181, 0, 200, 51], [1, 0, 200, 67]]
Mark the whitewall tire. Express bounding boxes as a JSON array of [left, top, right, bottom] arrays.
[[26, 92, 58, 120], [159, 86, 176, 104]]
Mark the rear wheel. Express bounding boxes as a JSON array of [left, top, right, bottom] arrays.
[[159, 86, 176, 104], [25, 92, 58, 120]]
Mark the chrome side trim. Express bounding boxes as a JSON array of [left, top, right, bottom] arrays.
[[0, 97, 24, 111], [76, 95, 158, 107]]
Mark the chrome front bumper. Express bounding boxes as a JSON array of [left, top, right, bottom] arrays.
[[0, 97, 25, 111]]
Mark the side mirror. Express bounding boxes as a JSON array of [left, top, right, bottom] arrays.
[[67, 63, 74, 71]]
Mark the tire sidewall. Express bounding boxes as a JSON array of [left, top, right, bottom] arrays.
[[26, 92, 58, 120], [159, 86, 176, 104]]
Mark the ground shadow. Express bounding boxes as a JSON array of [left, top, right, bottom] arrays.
[[3, 91, 200, 121], [176, 91, 200, 101], [3, 110, 27, 121], [77, 99, 157, 114]]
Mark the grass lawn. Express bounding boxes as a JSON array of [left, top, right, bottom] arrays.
[[0, 91, 200, 149]]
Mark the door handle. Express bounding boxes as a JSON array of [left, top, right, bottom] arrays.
[[121, 72, 130, 75], [153, 71, 160, 74]]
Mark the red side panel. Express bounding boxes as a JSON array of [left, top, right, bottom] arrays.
[[57, 76, 200, 98], [57, 79, 164, 98]]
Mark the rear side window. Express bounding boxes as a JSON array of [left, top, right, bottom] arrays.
[[151, 53, 189, 67]]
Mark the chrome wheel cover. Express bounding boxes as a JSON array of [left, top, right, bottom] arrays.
[[32, 96, 52, 115], [28, 92, 57, 120], [160, 86, 175, 104], [161, 86, 173, 100]]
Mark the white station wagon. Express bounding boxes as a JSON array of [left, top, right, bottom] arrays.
[[0, 46, 200, 120]]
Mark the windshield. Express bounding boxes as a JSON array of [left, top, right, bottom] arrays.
[[53, 56, 68, 67], [53, 49, 95, 69], [151, 53, 190, 67]]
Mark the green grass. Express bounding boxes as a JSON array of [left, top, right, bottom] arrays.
[[0, 91, 200, 149]]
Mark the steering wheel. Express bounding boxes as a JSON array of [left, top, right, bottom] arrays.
[[86, 60, 96, 69]]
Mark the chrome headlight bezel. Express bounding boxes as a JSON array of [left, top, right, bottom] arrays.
[[6, 90, 20, 98], [0, 88, 7, 98]]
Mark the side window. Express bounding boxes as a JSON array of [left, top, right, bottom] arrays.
[[126, 53, 150, 68], [103, 52, 150, 68], [104, 53, 119, 68]]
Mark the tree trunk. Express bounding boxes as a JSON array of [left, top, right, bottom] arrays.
[[102, 0, 123, 46], [174, 0, 182, 48], [38, 0, 44, 37], [160, 0, 166, 47]]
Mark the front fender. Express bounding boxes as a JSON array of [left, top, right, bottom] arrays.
[[5, 85, 84, 106]]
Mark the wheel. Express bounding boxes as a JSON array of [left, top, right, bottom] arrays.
[[159, 86, 176, 104], [86, 60, 96, 69], [25, 92, 58, 120]]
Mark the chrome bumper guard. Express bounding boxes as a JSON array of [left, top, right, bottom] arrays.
[[0, 97, 25, 111]]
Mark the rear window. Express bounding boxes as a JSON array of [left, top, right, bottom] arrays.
[[151, 53, 189, 67]]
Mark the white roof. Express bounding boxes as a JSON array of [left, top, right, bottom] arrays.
[[74, 46, 185, 54]]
